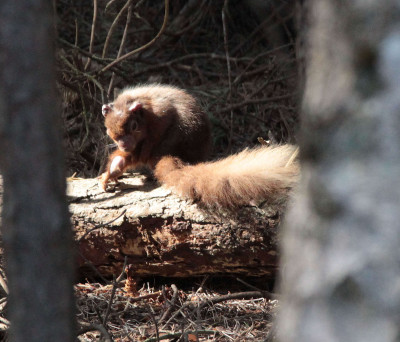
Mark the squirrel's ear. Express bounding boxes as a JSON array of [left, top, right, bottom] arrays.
[[102, 103, 113, 117], [128, 102, 142, 114]]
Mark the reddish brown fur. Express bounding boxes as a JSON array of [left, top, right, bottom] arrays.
[[101, 84, 299, 208], [154, 145, 299, 208], [100, 84, 211, 189]]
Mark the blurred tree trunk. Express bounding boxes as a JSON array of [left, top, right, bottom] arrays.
[[0, 1, 75, 341], [279, 1, 400, 342]]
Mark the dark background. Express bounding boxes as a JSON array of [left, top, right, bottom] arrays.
[[56, 0, 301, 177]]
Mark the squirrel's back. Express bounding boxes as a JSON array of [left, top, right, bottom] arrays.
[[105, 84, 211, 165]]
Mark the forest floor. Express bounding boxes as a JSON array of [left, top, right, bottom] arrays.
[[75, 275, 277, 342], [0, 263, 277, 341]]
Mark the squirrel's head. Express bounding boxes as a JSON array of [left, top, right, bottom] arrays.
[[102, 98, 145, 153]]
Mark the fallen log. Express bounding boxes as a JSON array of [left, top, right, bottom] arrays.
[[68, 173, 287, 279]]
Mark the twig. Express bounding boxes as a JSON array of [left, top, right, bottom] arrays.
[[271, 2, 295, 47], [0, 316, 10, 327], [161, 289, 274, 331], [99, 0, 170, 74], [220, 93, 297, 113], [85, 0, 98, 70], [94, 306, 106, 326], [147, 304, 160, 342], [129, 291, 162, 303], [159, 284, 179, 324], [247, 66, 281, 99], [263, 323, 277, 342], [105, 0, 119, 12], [197, 290, 275, 310], [77, 209, 127, 242], [77, 84, 91, 152], [59, 54, 105, 94], [77, 250, 109, 284], [231, 2, 287, 56], [58, 38, 115, 64], [235, 277, 262, 292], [160, 0, 199, 37], [116, 256, 128, 283], [103, 256, 128, 326], [129, 52, 250, 79], [232, 44, 293, 85], [0, 272, 9, 295], [160, 299, 189, 329], [77, 321, 112, 342], [279, 106, 294, 140], [101, 285, 116, 327], [222, 0, 233, 150], [59, 37, 132, 82], [102, 0, 132, 58], [168, 0, 207, 36], [144, 330, 216, 342], [195, 275, 209, 294], [74, 19, 79, 46], [108, 2, 133, 97]]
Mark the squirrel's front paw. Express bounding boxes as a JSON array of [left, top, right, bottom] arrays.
[[100, 155, 127, 191], [99, 172, 111, 191]]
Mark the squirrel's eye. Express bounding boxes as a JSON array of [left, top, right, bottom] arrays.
[[130, 120, 138, 131]]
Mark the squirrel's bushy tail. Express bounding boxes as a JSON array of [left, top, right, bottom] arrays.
[[154, 145, 299, 207]]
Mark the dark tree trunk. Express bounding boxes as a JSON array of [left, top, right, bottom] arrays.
[[279, 1, 400, 341], [0, 1, 75, 341]]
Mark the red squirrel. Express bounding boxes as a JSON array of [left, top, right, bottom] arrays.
[[101, 84, 299, 207], [100, 84, 211, 189]]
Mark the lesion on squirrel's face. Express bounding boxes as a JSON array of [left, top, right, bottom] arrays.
[[102, 101, 145, 153]]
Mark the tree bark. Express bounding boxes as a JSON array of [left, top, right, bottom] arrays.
[[0, 1, 75, 341], [68, 175, 285, 279], [279, 1, 400, 342]]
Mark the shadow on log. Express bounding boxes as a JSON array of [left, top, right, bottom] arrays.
[[63, 174, 289, 279]]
